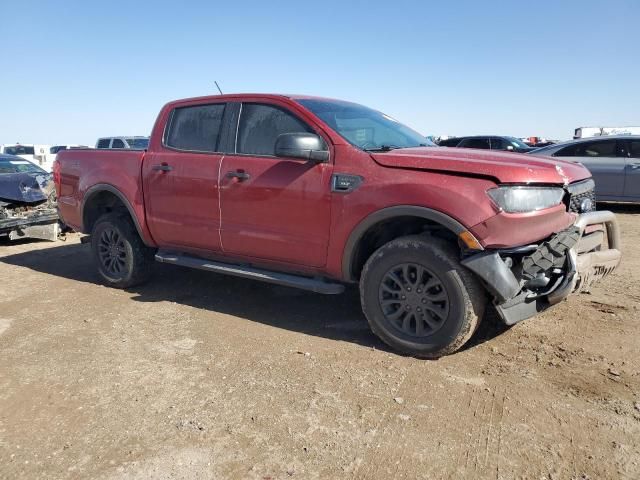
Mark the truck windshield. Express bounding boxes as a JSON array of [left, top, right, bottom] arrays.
[[3, 146, 35, 156], [297, 99, 433, 151], [125, 138, 149, 149], [0, 156, 46, 174]]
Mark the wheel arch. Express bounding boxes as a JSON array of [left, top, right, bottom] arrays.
[[81, 184, 146, 242], [342, 206, 479, 282]]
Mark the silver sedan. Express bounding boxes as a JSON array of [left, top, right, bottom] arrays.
[[529, 135, 640, 202]]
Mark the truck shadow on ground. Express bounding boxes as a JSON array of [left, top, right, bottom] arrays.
[[0, 241, 508, 357]]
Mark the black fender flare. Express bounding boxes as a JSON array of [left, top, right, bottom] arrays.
[[81, 184, 146, 241], [341, 205, 479, 281]]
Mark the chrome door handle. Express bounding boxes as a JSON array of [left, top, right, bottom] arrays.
[[226, 170, 250, 181], [152, 164, 173, 172]]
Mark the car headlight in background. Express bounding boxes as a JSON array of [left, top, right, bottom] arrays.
[[487, 186, 565, 213]]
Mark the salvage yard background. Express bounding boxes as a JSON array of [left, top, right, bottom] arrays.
[[1, 204, 639, 479]]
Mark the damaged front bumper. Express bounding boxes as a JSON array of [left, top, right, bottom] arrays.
[[0, 209, 60, 241], [462, 211, 622, 326]]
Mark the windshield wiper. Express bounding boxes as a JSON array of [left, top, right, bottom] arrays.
[[363, 144, 402, 152]]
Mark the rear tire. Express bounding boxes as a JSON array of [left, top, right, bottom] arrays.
[[91, 213, 155, 288], [360, 235, 485, 358]]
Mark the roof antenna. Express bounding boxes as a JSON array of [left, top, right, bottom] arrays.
[[214, 81, 223, 95]]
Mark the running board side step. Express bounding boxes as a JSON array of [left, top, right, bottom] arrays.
[[155, 251, 345, 295]]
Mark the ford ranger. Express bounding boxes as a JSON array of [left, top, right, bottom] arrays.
[[54, 94, 622, 357]]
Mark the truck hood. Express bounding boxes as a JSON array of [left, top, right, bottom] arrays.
[[0, 172, 54, 204], [370, 147, 591, 185]]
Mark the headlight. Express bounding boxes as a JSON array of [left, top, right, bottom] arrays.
[[487, 186, 565, 213]]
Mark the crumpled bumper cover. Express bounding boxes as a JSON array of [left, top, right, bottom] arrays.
[[0, 209, 59, 235], [462, 211, 621, 326]]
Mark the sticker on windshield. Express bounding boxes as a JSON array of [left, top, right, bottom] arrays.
[[9, 160, 31, 165]]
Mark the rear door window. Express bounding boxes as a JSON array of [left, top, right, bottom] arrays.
[[459, 138, 490, 149], [580, 139, 616, 157], [236, 103, 312, 156], [628, 140, 640, 158], [111, 139, 125, 148], [165, 103, 226, 152], [489, 138, 505, 149], [556, 139, 616, 158]]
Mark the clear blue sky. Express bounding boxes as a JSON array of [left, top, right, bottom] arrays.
[[1, 0, 638, 145]]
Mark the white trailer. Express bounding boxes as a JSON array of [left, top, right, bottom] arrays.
[[574, 126, 640, 139]]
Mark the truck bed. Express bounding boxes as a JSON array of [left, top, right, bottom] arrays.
[[55, 148, 147, 234]]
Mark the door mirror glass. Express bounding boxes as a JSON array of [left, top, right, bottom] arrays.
[[275, 133, 329, 162]]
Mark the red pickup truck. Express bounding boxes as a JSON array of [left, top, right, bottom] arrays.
[[54, 94, 621, 357]]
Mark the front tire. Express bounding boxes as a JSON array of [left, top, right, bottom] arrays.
[[360, 235, 485, 358], [91, 213, 155, 288]]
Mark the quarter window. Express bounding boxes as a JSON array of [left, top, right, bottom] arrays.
[[237, 104, 312, 156], [166, 103, 226, 152], [96, 139, 111, 149]]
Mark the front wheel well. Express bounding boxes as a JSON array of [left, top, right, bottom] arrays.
[[348, 216, 460, 281]]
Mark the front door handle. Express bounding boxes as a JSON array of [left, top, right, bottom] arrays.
[[629, 162, 640, 170], [226, 170, 250, 181], [152, 164, 173, 172]]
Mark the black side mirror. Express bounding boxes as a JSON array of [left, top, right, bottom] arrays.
[[275, 133, 329, 163]]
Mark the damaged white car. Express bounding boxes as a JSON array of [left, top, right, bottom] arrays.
[[0, 154, 60, 241]]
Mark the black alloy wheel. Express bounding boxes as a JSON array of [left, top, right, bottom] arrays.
[[378, 263, 450, 338]]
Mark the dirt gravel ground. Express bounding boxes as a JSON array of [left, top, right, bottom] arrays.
[[1, 206, 639, 480]]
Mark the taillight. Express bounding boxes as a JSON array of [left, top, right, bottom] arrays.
[[52, 159, 61, 192]]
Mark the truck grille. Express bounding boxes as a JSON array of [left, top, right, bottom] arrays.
[[567, 179, 596, 213]]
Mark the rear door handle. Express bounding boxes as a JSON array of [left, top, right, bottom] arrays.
[[152, 164, 173, 172], [226, 170, 250, 181]]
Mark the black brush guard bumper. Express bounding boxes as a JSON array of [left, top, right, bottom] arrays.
[[462, 211, 622, 325]]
